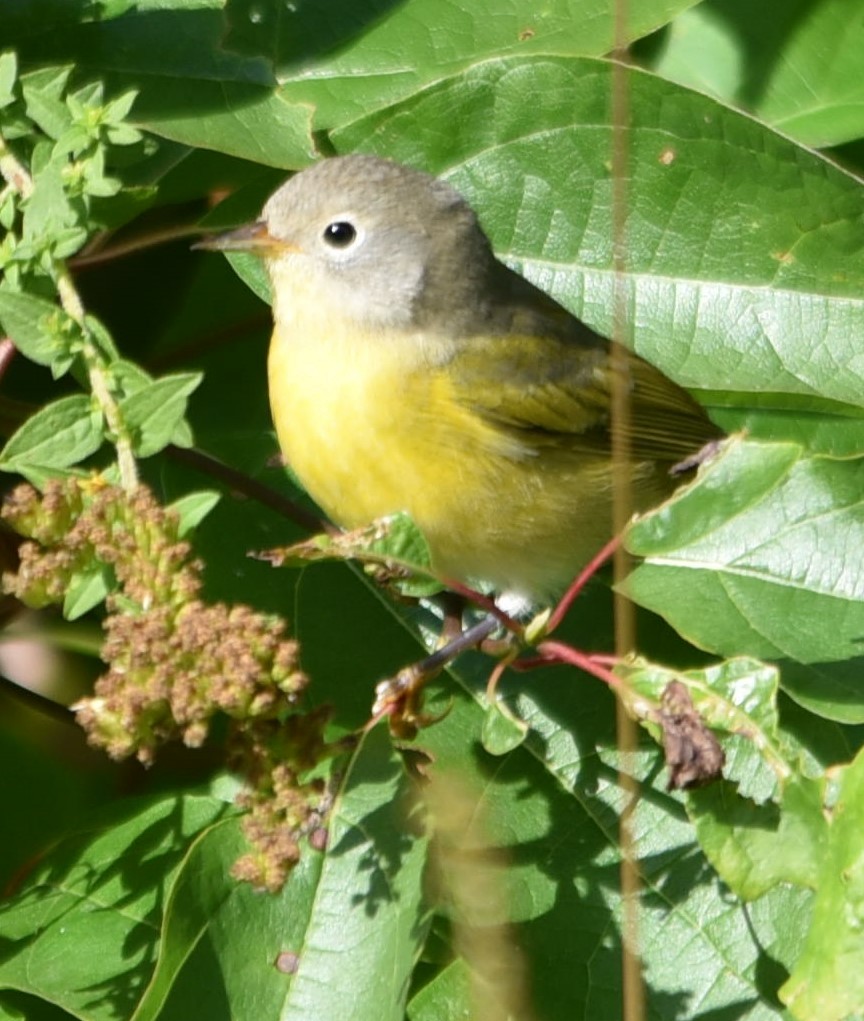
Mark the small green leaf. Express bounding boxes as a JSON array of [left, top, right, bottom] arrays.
[[167, 491, 221, 537], [272, 512, 441, 598], [20, 66, 73, 139], [0, 288, 70, 367], [63, 564, 111, 620], [23, 159, 77, 240], [53, 124, 91, 158], [50, 226, 89, 260], [0, 394, 103, 471], [112, 358, 153, 396], [0, 51, 17, 108], [481, 701, 529, 755], [103, 89, 138, 123], [105, 123, 142, 146], [119, 372, 202, 458], [170, 418, 194, 449], [618, 655, 787, 802], [85, 314, 120, 361], [67, 80, 103, 113]]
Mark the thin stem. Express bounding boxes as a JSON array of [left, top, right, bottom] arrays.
[[165, 444, 334, 535], [611, 0, 645, 1010], [56, 266, 138, 491], [534, 639, 625, 692], [546, 535, 620, 634]]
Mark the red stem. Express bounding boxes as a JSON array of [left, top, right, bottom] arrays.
[[546, 535, 621, 634]]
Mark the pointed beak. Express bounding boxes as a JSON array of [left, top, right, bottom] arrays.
[[194, 221, 291, 253]]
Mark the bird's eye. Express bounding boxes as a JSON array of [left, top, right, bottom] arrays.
[[322, 221, 357, 248]]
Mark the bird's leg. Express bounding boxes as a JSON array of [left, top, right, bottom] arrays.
[[437, 591, 468, 646], [371, 615, 507, 737]]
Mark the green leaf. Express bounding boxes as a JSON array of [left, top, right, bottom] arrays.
[[118, 372, 202, 458], [63, 563, 112, 620], [618, 655, 787, 802], [111, 358, 153, 396], [19, 65, 73, 139], [266, 0, 701, 129], [624, 439, 864, 712], [0, 51, 17, 108], [278, 727, 430, 1021], [272, 512, 441, 598], [407, 959, 472, 1021], [0, 394, 103, 471], [0, 287, 71, 367], [131, 816, 323, 1021], [11, 0, 698, 164], [167, 490, 221, 536], [103, 88, 137, 123], [781, 747, 864, 1020], [688, 777, 827, 900], [0, 792, 228, 1019], [132, 79, 316, 169], [23, 159, 78, 241], [333, 57, 864, 413], [481, 700, 529, 755], [645, 0, 864, 148]]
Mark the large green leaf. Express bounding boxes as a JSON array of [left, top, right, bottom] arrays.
[[9, 0, 700, 167], [132, 816, 323, 1021], [0, 793, 229, 1021], [688, 778, 826, 901], [624, 438, 864, 719], [333, 56, 864, 427], [277, 727, 429, 1021], [408, 639, 808, 1019], [271, 0, 702, 130], [644, 0, 864, 148]]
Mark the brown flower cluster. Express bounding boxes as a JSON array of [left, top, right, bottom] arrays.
[[229, 712, 333, 892], [3, 477, 331, 889]]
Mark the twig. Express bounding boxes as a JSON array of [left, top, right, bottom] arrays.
[[165, 444, 334, 535]]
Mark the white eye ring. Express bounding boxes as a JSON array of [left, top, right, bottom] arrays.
[[319, 213, 365, 259]]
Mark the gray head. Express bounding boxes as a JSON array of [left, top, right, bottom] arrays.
[[222, 155, 497, 331]]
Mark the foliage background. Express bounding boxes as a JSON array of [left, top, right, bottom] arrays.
[[2, 1, 864, 1019]]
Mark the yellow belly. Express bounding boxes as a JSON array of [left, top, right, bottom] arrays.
[[267, 320, 637, 600]]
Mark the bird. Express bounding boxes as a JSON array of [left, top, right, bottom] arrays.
[[202, 154, 720, 608]]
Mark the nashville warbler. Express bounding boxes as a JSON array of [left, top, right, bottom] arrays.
[[202, 155, 720, 604]]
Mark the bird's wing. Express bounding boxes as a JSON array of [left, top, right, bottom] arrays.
[[444, 330, 719, 464]]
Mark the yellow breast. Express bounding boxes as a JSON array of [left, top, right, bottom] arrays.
[[265, 268, 633, 600]]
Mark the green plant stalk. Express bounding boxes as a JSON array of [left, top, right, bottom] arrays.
[[0, 129, 139, 491], [56, 268, 138, 489]]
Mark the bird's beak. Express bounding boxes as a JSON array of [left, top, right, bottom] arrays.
[[194, 221, 290, 253]]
